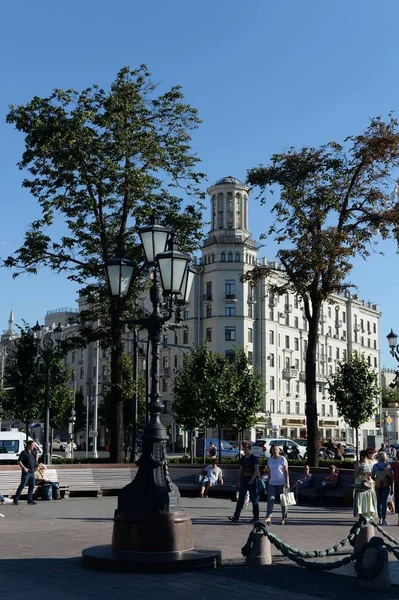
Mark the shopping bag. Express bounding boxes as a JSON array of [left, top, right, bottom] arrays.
[[280, 491, 296, 507]]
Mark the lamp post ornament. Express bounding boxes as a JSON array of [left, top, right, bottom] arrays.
[[103, 217, 198, 555]]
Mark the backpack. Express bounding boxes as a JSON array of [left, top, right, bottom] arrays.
[[374, 465, 389, 489]]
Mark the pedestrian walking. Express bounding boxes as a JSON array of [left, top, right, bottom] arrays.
[[353, 450, 376, 518], [228, 442, 259, 523], [13, 440, 37, 505], [65, 439, 73, 459], [372, 451, 393, 526], [265, 444, 290, 526]]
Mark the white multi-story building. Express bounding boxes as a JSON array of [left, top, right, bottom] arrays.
[[159, 175, 382, 445]]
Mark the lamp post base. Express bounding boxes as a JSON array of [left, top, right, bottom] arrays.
[[82, 546, 221, 573]]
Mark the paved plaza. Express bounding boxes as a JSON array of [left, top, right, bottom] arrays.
[[1, 494, 399, 599]]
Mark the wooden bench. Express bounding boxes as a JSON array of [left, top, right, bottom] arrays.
[[55, 468, 101, 497], [0, 468, 69, 499], [292, 472, 353, 504]]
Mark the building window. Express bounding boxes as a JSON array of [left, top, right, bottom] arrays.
[[295, 402, 300, 415], [294, 316, 299, 328], [102, 365, 107, 377], [248, 304, 253, 318], [294, 337, 299, 351], [285, 356, 290, 369], [294, 295, 299, 309], [295, 358, 299, 370], [183, 330, 189, 345], [285, 335, 290, 349], [183, 308, 189, 321], [373, 323, 376, 333], [296, 380, 300, 393], [270, 399, 275, 413], [206, 281, 212, 296], [286, 401, 291, 414], [342, 311, 346, 323], [269, 353, 275, 367], [328, 326, 332, 336], [80, 367, 84, 379], [342, 349, 347, 360], [174, 354, 178, 368], [361, 336, 364, 346], [373, 340, 377, 349], [225, 326, 236, 341], [285, 314, 290, 327], [162, 379, 168, 392], [336, 347, 340, 359], [269, 330, 275, 344], [225, 304, 236, 317], [206, 328, 212, 342], [248, 351, 253, 364], [321, 404, 325, 416], [328, 307, 331, 318], [248, 328, 253, 343], [269, 309, 274, 321], [228, 252, 233, 262], [163, 356, 169, 369], [367, 338, 371, 348], [221, 252, 226, 262], [367, 355, 371, 366], [71, 351, 76, 364], [206, 305, 212, 318], [225, 279, 235, 295], [235, 252, 240, 262], [374, 357, 377, 367], [342, 330, 346, 340], [269, 376, 275, 391], [329, 405, 334, 417], [163, 335, 168, 346]]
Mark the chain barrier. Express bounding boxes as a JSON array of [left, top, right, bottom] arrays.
[[370, 519, 399, 546], [241, 517, 396, 573]]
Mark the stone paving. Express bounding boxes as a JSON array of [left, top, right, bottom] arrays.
[[0, 494, 398, 599]]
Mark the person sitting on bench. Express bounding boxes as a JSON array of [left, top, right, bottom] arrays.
[[311, 465, 339, 505], [200, 460, 223, 497]]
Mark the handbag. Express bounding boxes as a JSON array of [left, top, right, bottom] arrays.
[[280, 490, 296, 507]]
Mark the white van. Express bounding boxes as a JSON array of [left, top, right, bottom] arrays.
[[0, 431, 40, 462]]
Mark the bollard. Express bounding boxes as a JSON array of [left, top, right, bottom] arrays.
[[358, 542, 391, 589], [245, 530, 272, 567], [353, 523, 375, 555]]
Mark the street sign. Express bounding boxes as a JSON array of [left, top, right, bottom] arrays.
[[386, 423, 392, 432], [386, 416, 392, 425], [375, 414, 381, 428]]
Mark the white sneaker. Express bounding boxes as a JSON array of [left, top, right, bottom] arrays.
[[382, 519, 389, 526], [3, 498, 13, 505]]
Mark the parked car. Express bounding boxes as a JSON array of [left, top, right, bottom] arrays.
[[52, 438, 77, 451], [251, 438, 308, 459]]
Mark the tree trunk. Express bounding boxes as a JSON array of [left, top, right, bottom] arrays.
[[25, 420, 29, 443], [110, 302, 124, 463], [305, 305, 321, 467], [189, 430, 193, 463], [218, 427, 222, 463], [202, 428, 206, 464]]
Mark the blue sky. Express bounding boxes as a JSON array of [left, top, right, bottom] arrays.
[[0, 0, 399, 366]]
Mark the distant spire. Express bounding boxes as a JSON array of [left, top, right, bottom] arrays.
[[8, 307, 14, 331]]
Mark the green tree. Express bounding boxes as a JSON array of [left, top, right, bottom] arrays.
[[173, 345, 262, 460], [328, 353, 379, 458], [4, 66, 205, 462], [2, 326, 43, 438], [244, 116, 399, 466], [230, 348, 263, 439], [3, 326, 72, 438]]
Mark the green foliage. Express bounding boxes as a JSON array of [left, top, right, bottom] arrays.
[[3, 325, 72, 429], [172, 345, 263, 433], [4, 66, 206, 461], [328, 353, 379, 430], [245, 116, 399, 466], [2, 325, 43, 426], [381, 386, 399, 407]]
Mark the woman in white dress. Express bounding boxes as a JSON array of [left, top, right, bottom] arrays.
[[353, 449, 376, 518]]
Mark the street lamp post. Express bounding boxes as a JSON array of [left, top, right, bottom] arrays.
[[82, 218, 220, 572], [32, 322, 63, 465]]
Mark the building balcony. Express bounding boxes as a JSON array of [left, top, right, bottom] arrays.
[[269, 297, 278, 307], [203, 294, 213, 302], [224, 293, 237, 301], [282, 367, 299, 379], [284, 304, 293, 313], [316, 372, 328, 382]]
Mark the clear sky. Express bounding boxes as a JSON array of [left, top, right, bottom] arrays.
[[1, 0, 399, 367]]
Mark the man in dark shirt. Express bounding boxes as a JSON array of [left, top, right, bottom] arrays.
[[229, 441, 259, 523], [13, 440, 37, 505]]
